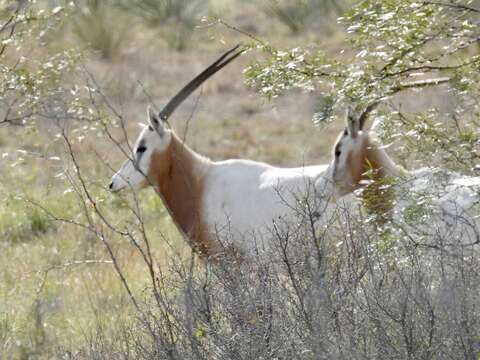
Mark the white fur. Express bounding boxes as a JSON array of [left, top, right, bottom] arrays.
[[202, 160, 334, 254], [375, 168, 480, 246], [332, 130, 363, 193]]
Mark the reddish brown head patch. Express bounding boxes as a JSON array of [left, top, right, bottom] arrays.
[[344, 135, 399, 218]]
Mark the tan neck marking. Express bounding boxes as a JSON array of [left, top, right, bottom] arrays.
[[347, 136, 399, 186], [347, 136, 400, 218], [148, 133, 220, 259]]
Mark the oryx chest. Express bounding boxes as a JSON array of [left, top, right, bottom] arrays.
[[202, 160, 329, 252]]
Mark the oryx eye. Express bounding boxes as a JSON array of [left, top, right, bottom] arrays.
[[335, 145, 341, 157], [137, 146, 147, 153]]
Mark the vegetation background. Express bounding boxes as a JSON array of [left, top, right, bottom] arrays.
[[0, 0, 479, 359]]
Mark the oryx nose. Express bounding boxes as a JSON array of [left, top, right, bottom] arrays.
[[108, 182, 114, 190]]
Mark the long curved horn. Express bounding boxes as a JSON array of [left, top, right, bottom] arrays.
[[358, 101, 380, 130], [158, 45, 244, 121]]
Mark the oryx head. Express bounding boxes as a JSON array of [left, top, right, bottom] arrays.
[[331, 106, 372, 195], [109, 45, 243, 192]]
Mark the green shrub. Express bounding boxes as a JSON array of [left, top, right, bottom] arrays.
[[0, 203, 53, 243]]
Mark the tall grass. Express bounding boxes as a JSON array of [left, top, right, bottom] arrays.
[[114, 0, 209, 51], [0, 206, 52, 244]]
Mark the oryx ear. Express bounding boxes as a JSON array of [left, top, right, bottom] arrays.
[[147, 106, 164, 136], [346, 107, 360, 138]]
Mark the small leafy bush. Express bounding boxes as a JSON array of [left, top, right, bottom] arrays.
[[0, 203, 53, 243]]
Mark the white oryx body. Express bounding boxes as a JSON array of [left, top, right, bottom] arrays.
[[108, 46, 342, 259], [331, 111, 480, 247], [107, 48, 400, 260], [203, 160, 331, 251], [109, 47, 479, 261], [110, 120, 336, 258], [109, 105, 480, 258]]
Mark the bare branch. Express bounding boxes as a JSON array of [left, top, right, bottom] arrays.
[[423, 1, 480, 13], [358, 77, 451, 125]]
